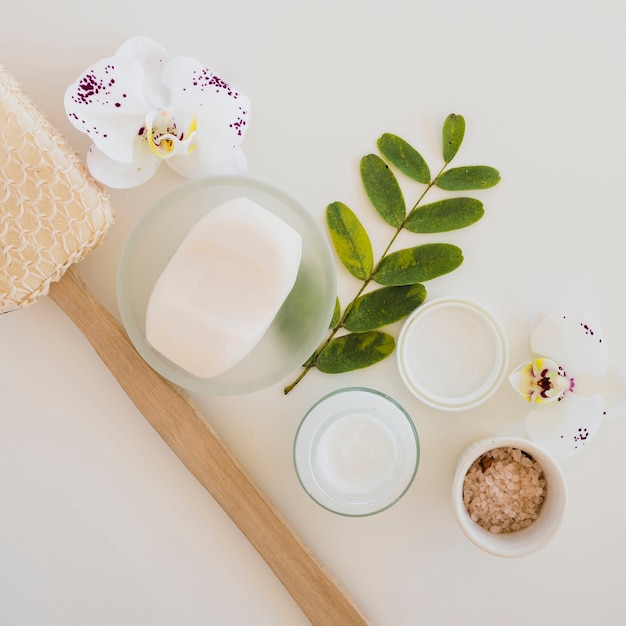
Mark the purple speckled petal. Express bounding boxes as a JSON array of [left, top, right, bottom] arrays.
[[526, 393, 604, 456], [64, 56, 150, 164], [161, 56, 251, 147], [86, 140, 161, 189], [530, 307, 608, 377]]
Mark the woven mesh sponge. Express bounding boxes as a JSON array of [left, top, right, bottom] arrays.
[[0, 65, 114, 313]]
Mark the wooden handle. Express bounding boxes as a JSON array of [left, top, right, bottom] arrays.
[[49, 267, 370, 626]]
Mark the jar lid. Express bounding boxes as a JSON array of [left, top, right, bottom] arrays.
[[397, 298, 508, 411]]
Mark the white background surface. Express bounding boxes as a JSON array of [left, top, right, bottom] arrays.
[[2, 1, 626, 624]]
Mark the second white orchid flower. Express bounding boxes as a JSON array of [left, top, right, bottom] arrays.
[[64, 36, 251, 188], [509, 307, 626, 456]]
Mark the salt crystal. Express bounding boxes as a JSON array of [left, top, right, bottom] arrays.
[[462, 447, 546, 534]]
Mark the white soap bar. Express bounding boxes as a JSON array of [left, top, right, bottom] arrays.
[[145, 197, 302, 379]]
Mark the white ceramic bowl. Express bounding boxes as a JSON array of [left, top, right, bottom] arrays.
[[294, 387, 420, 516], [397, 297, 508, 411], [452, 436, 567, 557], [117, 175, 336, 395]]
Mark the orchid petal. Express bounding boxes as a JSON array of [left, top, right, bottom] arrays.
[[86, 141, 160, 189], [526, 393, 604, 456], [598, 361, 626, 419], [64, 56, 149, 164], [162, 56, 251, 147], [576, 361, 626, 419], [115, 36, 171, 110], [530, 307, 608, 377], [509, 362, 537, 400], [167, 133, 247, 178]]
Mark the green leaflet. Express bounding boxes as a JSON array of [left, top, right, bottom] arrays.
[[442, 114, 465, 163], [343, 284, 427, 332], [377, 133, 431, 184], [374, 243, 463, 286], [302, 297, 342, 367], [326, 201, 373, 280], [360, 154, 406, 227], [405, 197, 484, 233], [436, 166, 501, 190], [316, 331, 395, 373], [330, 297, 341, 328]]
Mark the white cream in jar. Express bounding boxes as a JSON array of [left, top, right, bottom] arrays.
[[294, 388, 419, 516]]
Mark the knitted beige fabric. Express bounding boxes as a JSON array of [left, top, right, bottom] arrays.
[[0, 65, 114, 313]]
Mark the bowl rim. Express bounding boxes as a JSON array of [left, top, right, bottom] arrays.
[[116, 174, 337, 395]]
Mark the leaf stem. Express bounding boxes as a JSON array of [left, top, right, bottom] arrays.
[[283, 162, 450, 394]]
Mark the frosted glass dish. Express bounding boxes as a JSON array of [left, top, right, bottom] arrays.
[[117, 175, 336, 395], [294, 387, 420, 516]]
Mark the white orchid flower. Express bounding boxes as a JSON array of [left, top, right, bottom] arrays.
[[509, 307, 626, 456], [64, 36, 251, 188]]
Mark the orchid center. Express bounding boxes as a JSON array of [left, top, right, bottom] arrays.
[[143, 108, 197, 159], [510, 357, 575, 405], [537, 365, 573, 400]]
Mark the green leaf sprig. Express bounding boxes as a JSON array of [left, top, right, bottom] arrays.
[[284, 114, 500, 394]]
